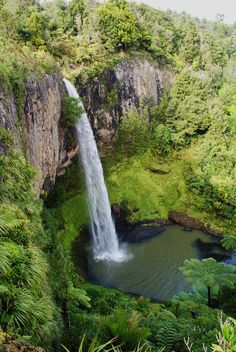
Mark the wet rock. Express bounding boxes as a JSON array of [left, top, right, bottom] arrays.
[[193, 238, 231, 261], [123, 225, 165, 243], [133, 218, 173, 226], [0, 91, 21, 154], [112, 203, 121, 215], [169, 211, 223, 237]]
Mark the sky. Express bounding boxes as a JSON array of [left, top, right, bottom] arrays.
[[136, 0, 236, 24]]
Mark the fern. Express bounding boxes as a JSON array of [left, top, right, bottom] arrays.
[[180, 258, 236, 306], [0, 204, 28, 236], [155, 322, 179, 351], [221, 236, 236, 250], [0, 244, 10, 276]]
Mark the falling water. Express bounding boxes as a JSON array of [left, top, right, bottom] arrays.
[[63, 79, 126, 262]]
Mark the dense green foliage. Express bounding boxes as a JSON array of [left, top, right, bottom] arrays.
[[1, 0, 236, 351], [97, 0, 152, 52], [212, 317, 236, 352], [62, 97, 84, 126], [0, 150, 57, 346]]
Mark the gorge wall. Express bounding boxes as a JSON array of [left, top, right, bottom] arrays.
[[0, 73, 73, 195], [78, 58, 172, 149], [0, 58, 172, 194]]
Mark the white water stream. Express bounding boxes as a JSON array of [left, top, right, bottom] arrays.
[[63, 79, 126, 262]]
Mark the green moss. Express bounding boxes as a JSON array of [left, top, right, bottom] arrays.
[[106, 153, 180, 220], [57, 193, 88, 250], [106, 151, 235, 235], [45, 163, 89, 251]]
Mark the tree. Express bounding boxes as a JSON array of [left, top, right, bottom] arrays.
[[116, 109, 150, 156], [180, 21, 200, 64], [0, 0, 16, 40], [153, 124, 173, 155], [96, 0, 152, 52], [134, 4, 180, 60], [180, 258, 236, 306], [167, 70, 213, 144]]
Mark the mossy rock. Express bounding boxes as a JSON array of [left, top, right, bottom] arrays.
[[145, 162, 171, 174]]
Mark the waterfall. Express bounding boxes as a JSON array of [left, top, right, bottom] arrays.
[[63, 79, 126, 262]]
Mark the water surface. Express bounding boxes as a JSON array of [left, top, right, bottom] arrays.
[[87, 225, 228, 301]]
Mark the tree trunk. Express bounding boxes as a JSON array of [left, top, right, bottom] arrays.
[[207, 286, 211, 307]]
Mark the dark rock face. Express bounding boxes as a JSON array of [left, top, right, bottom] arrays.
[[112, 203, 121, 215], [0, 74, 76, 195], [23, 74, 70, 195], [78, 59, 164, 149]]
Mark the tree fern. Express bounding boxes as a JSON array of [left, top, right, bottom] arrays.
[[24, 245, 48, 287], [180, 258, 236, 306], [221, 236, 236, 250], [100, 310, 149, 351]]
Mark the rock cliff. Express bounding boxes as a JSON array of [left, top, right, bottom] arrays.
[[0, 58, 172, 194], [0, 74, 75, 196], [78, 58, 167, 149], [23, 74, 68, 195]]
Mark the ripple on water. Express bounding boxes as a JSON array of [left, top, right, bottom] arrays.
[[87, 224, 232, 301]]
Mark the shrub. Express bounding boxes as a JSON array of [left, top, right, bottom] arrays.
[[116, 109, 150, 157], [62, 97, 84, 126], [152, 124, 173, 155], [100, 310, 149, 350]]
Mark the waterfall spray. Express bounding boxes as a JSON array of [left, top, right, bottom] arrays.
[[63, 79, 126, 262]]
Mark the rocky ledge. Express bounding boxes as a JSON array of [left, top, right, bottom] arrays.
[[169, 211, 223, 237], [0, 335, 43, 352], [112, 203, 224, 239]]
